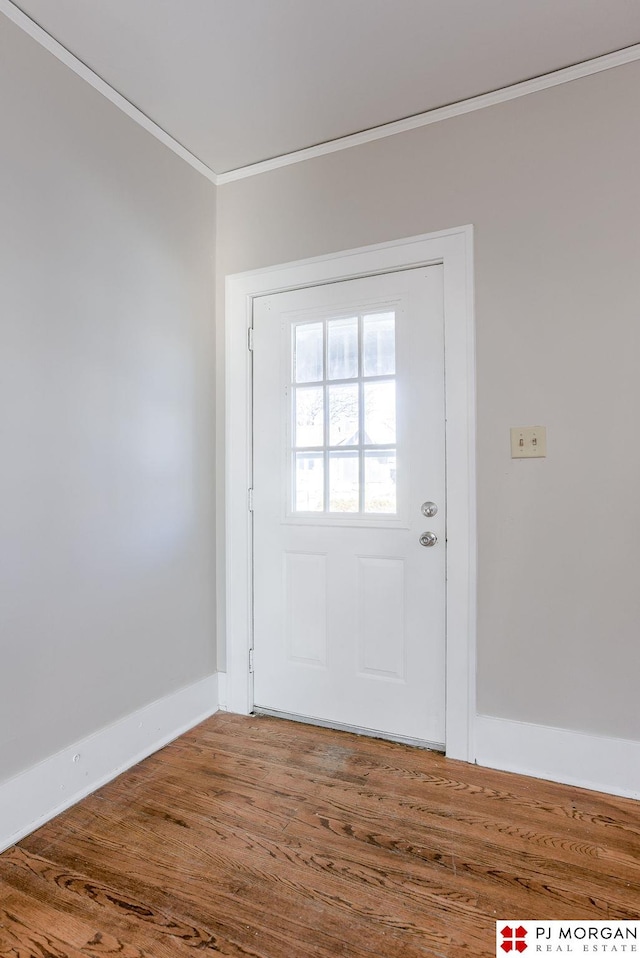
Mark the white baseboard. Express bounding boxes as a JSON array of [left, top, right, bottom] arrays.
[[475, 714, 640, 801], [0, 673, 220, 853]]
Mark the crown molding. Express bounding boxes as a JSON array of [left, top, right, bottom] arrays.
[[2, 0, 639, 187], [217, 42, 640, 184], [0, 0, 218, 185]]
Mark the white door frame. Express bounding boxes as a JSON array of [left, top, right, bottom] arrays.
[[224, 226, 477, 762]]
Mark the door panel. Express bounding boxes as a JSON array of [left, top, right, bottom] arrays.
[[252, 266, 445, 744]]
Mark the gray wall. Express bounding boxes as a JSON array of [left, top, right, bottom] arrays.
[[217, 61, 640, 742], [0, 16, 216, 782]]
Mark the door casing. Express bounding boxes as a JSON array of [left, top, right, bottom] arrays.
[[224, 226, 477, 761]]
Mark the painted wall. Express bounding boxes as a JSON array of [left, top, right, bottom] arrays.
[[217, 60, 640, 743], [0, 16, 216, 782]]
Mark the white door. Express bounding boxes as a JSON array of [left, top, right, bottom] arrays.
[[252, 266, 445, 745]]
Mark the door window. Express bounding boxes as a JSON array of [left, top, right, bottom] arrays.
[[292, 311, 397, 515]]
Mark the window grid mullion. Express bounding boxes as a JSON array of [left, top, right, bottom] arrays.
[[323, 320, 329, 513], [323, 373, 391, 387], [358, 314, 365, 513]]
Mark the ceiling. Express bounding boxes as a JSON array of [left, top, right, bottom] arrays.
[[10, 0, 640, 175]]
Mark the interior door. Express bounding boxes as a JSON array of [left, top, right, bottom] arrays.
[[252, 266, 445, 745]]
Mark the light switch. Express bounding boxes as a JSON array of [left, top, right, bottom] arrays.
[[511, 426, 546, 458]]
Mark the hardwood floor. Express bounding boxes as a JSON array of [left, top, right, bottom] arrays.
[[1, 712, 639, 957]]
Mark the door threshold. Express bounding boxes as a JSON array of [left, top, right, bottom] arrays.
[[253, 707, 445, 752]]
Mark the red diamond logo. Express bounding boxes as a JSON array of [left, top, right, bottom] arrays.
[[500, 926, 528, 953]]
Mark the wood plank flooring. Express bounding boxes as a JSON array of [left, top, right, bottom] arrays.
[[1, 712, 639, 957]]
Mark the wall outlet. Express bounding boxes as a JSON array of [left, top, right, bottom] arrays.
[[511, 425, 546, 458]]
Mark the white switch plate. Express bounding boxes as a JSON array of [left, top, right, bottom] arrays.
[[511, 425, 547, 458]]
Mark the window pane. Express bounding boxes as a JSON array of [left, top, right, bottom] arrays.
[[329, 452, 359, 512], [363, 312, 395, 377], [294, 322, 323, 383], [327, 317, 358, 380], [364, 380, 396, 445], [328, 383, 358, 446], [364, 451, 396, 513], [295, 386, 324, 447], [295, 453, 324, 512]]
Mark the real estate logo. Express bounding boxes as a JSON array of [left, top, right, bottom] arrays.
[[496, 921, 639, 956], [500, 925, 528, 953]]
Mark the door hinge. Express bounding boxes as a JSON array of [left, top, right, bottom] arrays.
[[249, 648, 254, 673], [248, 488, 254, 512], [247, 327, 254, 351]]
